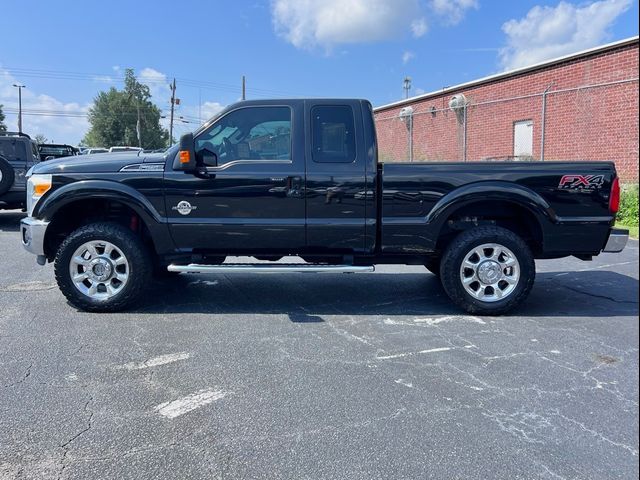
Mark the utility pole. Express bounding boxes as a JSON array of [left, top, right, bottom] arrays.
[[169, 78, 176, 146], [242, 75, 246, 101], [13, 84, 26, 134], [136, 101, 142, 148]]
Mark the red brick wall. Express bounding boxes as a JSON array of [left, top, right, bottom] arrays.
[[374, 43, 639, 183]]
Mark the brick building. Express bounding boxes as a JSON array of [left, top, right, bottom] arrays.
[[374, 37, 639, 183]]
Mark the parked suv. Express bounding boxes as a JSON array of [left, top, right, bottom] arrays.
[[0, 132, 40, 210]]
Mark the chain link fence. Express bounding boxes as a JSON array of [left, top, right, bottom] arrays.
[[374, 78, 639, 181]]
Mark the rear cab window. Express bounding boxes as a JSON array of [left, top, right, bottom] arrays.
[[311, 105, 356, 163]]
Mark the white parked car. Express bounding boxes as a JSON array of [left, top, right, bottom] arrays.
[[108, 146, 143, 153], [83, 148, 109, 155]]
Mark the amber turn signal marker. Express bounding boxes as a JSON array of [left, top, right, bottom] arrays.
[[34, 183, 51, 195], [179, 150, 190, 164]]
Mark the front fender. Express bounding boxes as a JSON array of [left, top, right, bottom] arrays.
[[426, 181, 557, 231], [34, 179, 164, 225]]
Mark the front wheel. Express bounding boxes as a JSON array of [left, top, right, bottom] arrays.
[[54, 222, 152, 312], [440, 226, 535, 316]]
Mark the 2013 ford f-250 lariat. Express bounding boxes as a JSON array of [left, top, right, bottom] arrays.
[[20, 99, 628, 314]]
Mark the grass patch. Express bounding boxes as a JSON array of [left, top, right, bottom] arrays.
[[616, 223, 639, 239], [616, 185, 638, 229]]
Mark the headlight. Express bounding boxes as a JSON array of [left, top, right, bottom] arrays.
[[26, 174, 52, 216]]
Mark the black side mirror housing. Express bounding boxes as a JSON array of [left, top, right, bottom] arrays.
[[201, 149, 218, 167], [172, 133, 196, 171]]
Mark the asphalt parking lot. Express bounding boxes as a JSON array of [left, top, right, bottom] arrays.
[[0, 209, 638, 480]]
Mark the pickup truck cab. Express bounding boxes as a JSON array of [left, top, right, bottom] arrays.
[[20, 99, 628, 314], [38, 143, 79, 161]]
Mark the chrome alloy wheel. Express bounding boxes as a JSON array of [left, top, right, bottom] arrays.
[[69, 240, 129, 300], [459, 243, 520, 302]]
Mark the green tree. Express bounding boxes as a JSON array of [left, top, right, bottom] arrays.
[[83, 69, 168, 149], [0, 104, 6, 133]]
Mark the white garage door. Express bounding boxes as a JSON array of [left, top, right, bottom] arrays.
[[513, 120, 533, 158]]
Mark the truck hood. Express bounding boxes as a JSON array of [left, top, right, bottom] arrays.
[[31, 151, 168, 175]]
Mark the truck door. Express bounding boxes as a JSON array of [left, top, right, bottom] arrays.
[[304, 101, 371, 253], [164, 103, 305, 252]]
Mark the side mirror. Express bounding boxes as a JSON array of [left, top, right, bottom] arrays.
[[172, 133, 196, 171], [201, 149, 218, 167]]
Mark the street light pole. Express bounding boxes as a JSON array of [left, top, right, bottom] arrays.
[[403, 77, 411, 99], [13, 84, 26, 134]]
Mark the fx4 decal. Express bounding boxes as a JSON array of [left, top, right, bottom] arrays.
[[558, 174, 605, 191]]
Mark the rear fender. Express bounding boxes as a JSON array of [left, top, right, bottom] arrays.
[[427, 181, 556, 234]]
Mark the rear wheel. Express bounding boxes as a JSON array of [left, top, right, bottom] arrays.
[[54, 222, 151, 312], [440, 226, 535, 315]]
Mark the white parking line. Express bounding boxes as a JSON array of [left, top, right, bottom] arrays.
[[118, 352, 190, 370], [377, 345, 474, 360], [413, 315, 486, 325], [154, 389, 230, 419]]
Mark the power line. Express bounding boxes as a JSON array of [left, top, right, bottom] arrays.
[[2, 66, 311, 97]]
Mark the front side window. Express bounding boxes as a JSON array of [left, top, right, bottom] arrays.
[[311, 105, 356, 163], [195, 106, 291, 166]]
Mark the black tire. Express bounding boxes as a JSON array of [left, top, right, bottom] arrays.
[[0, 157, 15, 196], [54, 222, 152, 312], [440, 226, 535, 316], [424, 257, 441, 276]]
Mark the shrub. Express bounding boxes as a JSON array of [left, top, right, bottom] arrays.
[[617, 185, 639, 227]]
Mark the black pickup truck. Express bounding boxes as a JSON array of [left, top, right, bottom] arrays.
[[20, 99, 628, 313]]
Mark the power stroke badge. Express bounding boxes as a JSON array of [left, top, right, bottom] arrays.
[[172, 201, 197, 215]]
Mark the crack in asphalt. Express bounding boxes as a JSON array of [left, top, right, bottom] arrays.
[[3, 362, 32, 388], [57, 396, 94, 480], [560, 285, 639, 305]]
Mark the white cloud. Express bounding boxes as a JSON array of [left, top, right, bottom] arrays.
[[199, 101, 225, 119], [272, 0, 423, 49], [411, 18, 428, 37], [431, 0, 478, 25], [170, 101, 226, 131], [91, 75, 115, 84], [0, 65, 226, 144], [402, 51, 416, 64], [138, 67, 171, 102], [499, 0, 632, 70], [0, 67, 89, 144]]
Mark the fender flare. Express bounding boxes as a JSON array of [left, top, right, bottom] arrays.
[[34, 179, 165, 225], [426, 181, 557, 236]]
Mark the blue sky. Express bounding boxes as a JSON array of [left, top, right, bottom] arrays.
[[1, 0, 638, 143]]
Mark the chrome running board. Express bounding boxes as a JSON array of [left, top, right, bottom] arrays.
[[167, 263, 375, 274]]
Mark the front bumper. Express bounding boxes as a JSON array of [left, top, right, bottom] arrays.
[[21, 217, 49, 263], [603, 228, 629, 253]]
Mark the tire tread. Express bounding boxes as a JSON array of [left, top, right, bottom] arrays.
[[54, 222, 151, 312], [440, 226, 535, 315]]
